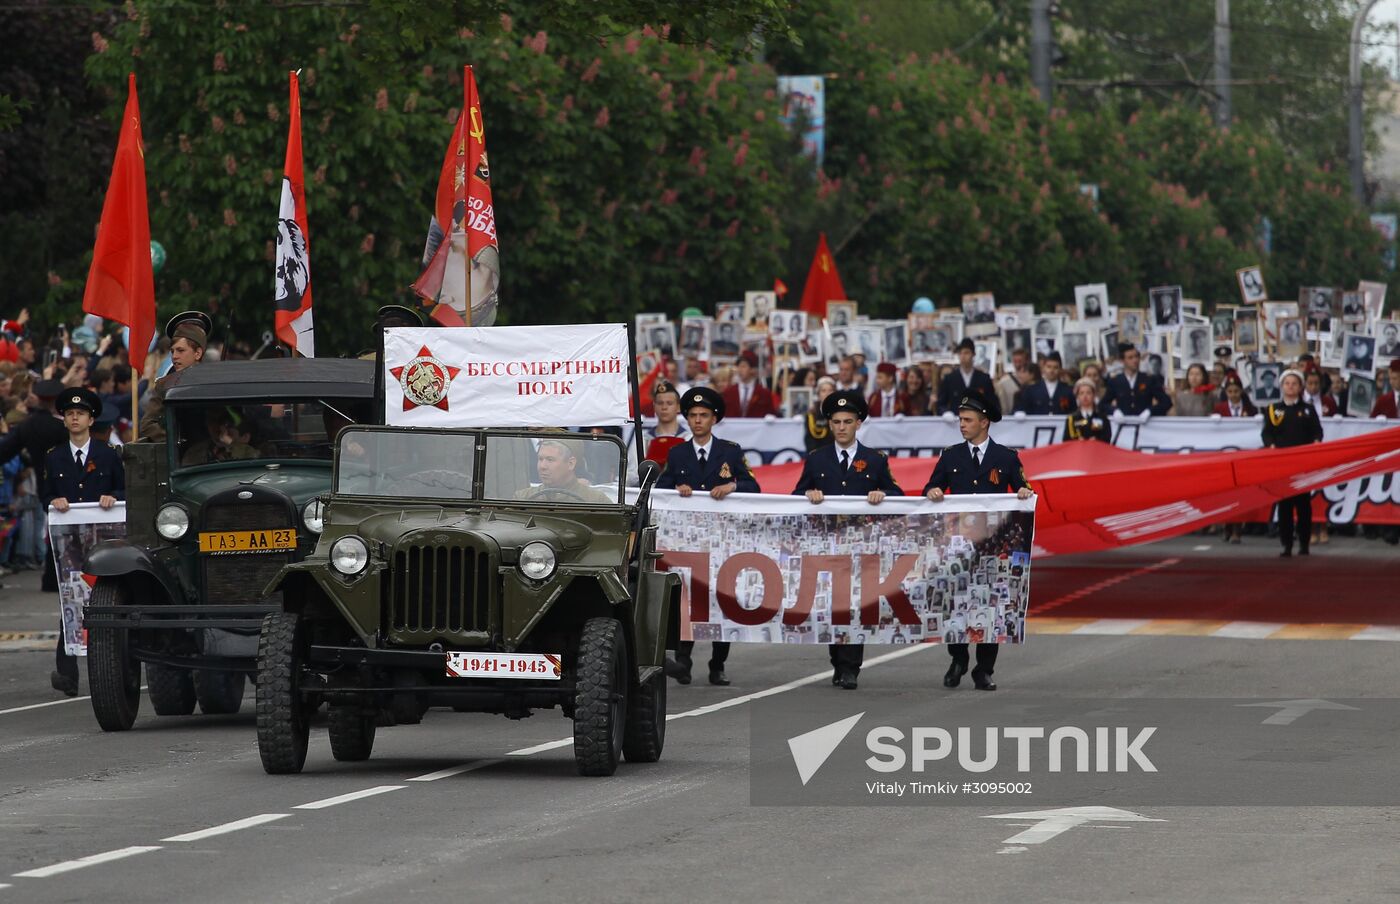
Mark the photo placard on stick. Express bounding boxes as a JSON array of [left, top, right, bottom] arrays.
[[709, 319, 741, 361], [1032, 314, 1064, 360], [1074, 283, 1110, 326], [680, 317, 711, 361], [715, 301, 744, 323], [1148, 285, 1184, 331], [1277, 317, 1306, 360], [1237, 266, 1268, 304], [1234, 308, 1260, 354], [1118, 307, 1147, 346], [1342, 331, 1377, 378], [743, 290, 776, 327], [825, 300, 857, 328], [1347, 375, 1377, 418], [962, 292, 998, 338]]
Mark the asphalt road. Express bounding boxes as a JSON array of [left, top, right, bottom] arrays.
[[2, 535, 1399, 904]]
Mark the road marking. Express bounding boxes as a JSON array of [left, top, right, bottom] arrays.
[[507, 644, 932, 756], [293, 785, 405, 810], [1070, 618, 1152, 635], [1269, 623, 1370, 640], [1192, 544, 1212, 551], [1211, 621, 1287, 639], [162, 814, 291, 842], [1237, 698, 1360, 726], [985, 806, 1164, 847], [12, 846, 162, 878], [1030, 557, 1180, 615], [1351, 625, 1400, 641], [0, 696, 91, 717], [406, 759, 503, 782]]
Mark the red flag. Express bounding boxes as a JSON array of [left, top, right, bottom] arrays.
[[412, 65, 499, 327], [797, 232, 846, 318], [634, 351, 665, 417], [82, 73, 155, 367], [773, 277, 788, 297], [274, 70, 315, 355]]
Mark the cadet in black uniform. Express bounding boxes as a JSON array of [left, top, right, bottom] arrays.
[[41, 388, 125, 696], [793, 390, 903, 690], [658, 386, 760, 686], [923, 389, 1033, 691], [1063, 377, 1112, 442], [139, 311, 211, 442], [1101, 342, 1172, 416], [1261, 368, 1324, 557]]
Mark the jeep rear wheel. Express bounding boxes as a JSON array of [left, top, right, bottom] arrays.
[[255, 612, 309, 774], [622, 669, 666, 763], [87, 581, 140, 732], [194, 670, 246, 715], [146, 663, 196, 716], [327, 705, 376, 761], [573, 617, 628, 777]]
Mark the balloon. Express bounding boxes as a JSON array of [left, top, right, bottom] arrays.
[[150, 240, 167, 274], [679, 306, 704, 319], [912, 296, 934, 313]]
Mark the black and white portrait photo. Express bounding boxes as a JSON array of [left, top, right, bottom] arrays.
[[646, 322, 676, 358], [1252, 362, 1283, 405], [827, 327, 852, 362], [1344, 332, 1376, 376], [883, 322, 909, 365], [1234, 309, 1259, 353], [826, 301, 856, 328], [715, 301, 744, 323], [1277, 317, 1305, 359], [962, 292, 997, 338], [854, 326, 883, 362], [680, 318, 710, 358], [1212, 309, 1236, 342], [1061, 327, 1092, 367], [1075, 283, 1109, 324], [1181, 324, 1211, 366], [1003, 327, 1032, 358], [1347, 375, 1376, 419], [1379, 321, 1400, 358], [743, 291, 775, 327], [1342, 291, 1367, 325], [1032, 315, 1062, 359], [1148, 285, 1183, 330], [1099, 326, 1120, 361], [1236, 266, 1267, 304], [1117, 307, 1146, 345], [710, 320, 740, 359]]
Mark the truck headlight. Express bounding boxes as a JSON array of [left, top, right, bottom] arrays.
[[330, 536, 369, 575], [156, 504, 190, 540], [302, 498, 325, 534], [518, 541, 556, 581]]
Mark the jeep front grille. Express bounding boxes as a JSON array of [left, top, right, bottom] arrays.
[[389, 545, 491, 634], [202, 502, 292, 604]]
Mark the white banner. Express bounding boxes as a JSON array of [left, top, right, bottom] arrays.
[[692, 413, 1397, 464], [384, 324, 631, 427], [651, 490, 1035, 645], [47, 502, 126, 657]]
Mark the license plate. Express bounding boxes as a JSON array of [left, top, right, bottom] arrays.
[[197, 529, 297, 554], [445, 652, 562, 680]]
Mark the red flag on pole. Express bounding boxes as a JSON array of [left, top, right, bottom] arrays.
[[773, 277, 788, 298], [274, 70, 315, 355], [82, 73, 155, 372], [412, 65, 499, 326], [797, 232, 846, 318]]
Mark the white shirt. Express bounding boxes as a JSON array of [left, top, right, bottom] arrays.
[[69, 439, 92, 465], [967, 438, 990, 462], [958, 367, 975, 385], [1304, 392, 1324, 419], [1043, 380, 1059, 399], [881, 390, 896, 416], [835, 440, 859, 466], [1228, 402, 1243, 417], [691, 437, 714, 461]]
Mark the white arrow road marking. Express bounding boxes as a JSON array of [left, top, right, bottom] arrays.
[[985, 806, 1165, 846], [163, 814, 292, 842], [1237, 699, 1360, 725], [13, 846, 163, 878], [293, 786, 405, 810]]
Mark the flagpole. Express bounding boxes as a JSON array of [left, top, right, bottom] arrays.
[[130, 365, 139, 428]]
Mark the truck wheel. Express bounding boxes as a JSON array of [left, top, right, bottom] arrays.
[[256, 612, 309, 774], [146, 663, 196, 716], [622, 669, 666, 763], [194, 670, 246, 715], [327, 705, 376, 761], [87, 580, 140, 732], [573, 617, 628, 776]]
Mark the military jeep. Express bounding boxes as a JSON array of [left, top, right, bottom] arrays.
[[83, 358, 375, 730], [254, 426, 677, 776]]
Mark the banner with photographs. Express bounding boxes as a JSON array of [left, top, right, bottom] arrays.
[[652, 492, 1035, 645], [47, 502, 126, 657]]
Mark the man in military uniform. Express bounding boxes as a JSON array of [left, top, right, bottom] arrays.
[[658, 386, 760, 686], [516, 438, 613, 503], [1261, 368, 1324, 557], [923, 389, 1033, 692], [793, 390, 903, 690], [1016, 351, 1074, 415], [41, 387, 125, 696], [139, 311, 212, 442], [1101, 342, 1172, 416]]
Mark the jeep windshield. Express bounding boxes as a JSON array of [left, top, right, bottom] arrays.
[[333, 429, 625, 505], [171, 400, 367, 470]]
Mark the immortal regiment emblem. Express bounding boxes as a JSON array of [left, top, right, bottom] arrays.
[[719, 463, 733, 479], [390, 345, 461, 411]]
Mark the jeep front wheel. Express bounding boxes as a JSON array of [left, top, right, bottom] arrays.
[[573, 617, 629, 777], [255, 612, 309, 774], [194, 670, 246, 715], [87, 580, 140, 732], [146, 663, 196, 716], [327, 705, 376, 761], [623, 668, 666, 763]]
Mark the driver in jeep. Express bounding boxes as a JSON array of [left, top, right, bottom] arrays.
[[517, 438, 612, 503]]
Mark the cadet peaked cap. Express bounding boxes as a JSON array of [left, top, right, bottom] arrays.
[[821, 389, 869, 420], [166, 311, 213, 347], [377, 304, 430, 328], [58, 387, 101, 416], [957, 388, 1002, 422], [681, 385, 726, 422]]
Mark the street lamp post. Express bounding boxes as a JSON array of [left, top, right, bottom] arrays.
[[1350, 0, 1382, 204]]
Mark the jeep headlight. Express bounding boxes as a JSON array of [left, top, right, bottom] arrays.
[[518, 541, 556, 581], [302, 498, 325, 534], [330, 536, 369, 575], [155, 504, 190, 540]]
